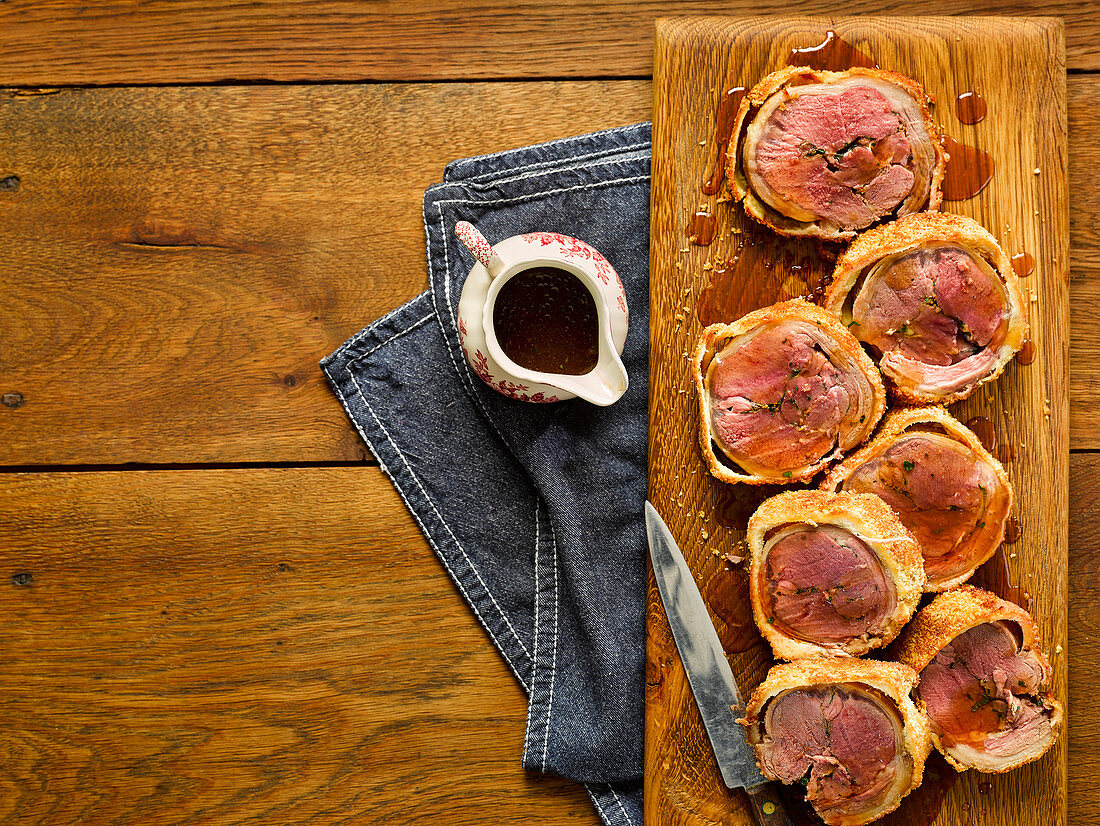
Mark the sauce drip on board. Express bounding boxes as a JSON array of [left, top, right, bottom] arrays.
[[702, 86, 747, 196], [966, 416, 997, 453], [1011, 251, 1035, 278], [996, 442, 1015, 466], [687, 210, 718, 246], [703, 561, 759, 653], [956, 90, 988, 124], [942, 136, 995, 201], [1004, 514, 1021, 543], [972, 545, 1031, 611], [697, 224, 834, 326], [714, 483, 788, 528], [1016, 339, 1037, 365], [492, 266, 598, 375], [787, 30, 878, 70]]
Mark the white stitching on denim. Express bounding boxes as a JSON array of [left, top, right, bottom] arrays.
[[328, 298, 430, 358], [356, 384, 532, 661], [352, 313, 433, 363], [523, 500, 542, 766], [540, 522, 561, 770], [449, 141, 649, 189], [323, 360, 531, 689], [448, 125, 644, 169], [608, 786, 636, 826], [585, 785, 614, 825], [482, 152, 652, 188]]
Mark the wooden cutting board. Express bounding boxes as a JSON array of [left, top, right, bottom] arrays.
[[647, 16, 1067, 826]]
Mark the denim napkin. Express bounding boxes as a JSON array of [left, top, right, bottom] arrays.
[[321, 123, 651, 826]]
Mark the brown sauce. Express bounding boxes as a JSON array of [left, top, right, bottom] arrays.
[[956, 91, 988, 125], [1010, 251, 1035, 278], [788, 30, 877, 70], [1016, 339, 1037, 365], [697, 224, 834, 325], [965, 416, 997, 453], [1004, 514, 1021, 544], [687, 210, 718, 246], [492, 266, 598, 375], [702, 86, 748, 197], [942, 136, 995, 201], [996, 443, 1015, 466], [703, 561, 760, 654], [714, 483, 788, 528], [972, 545, 1031, 611], [978, 780, 993, 795]]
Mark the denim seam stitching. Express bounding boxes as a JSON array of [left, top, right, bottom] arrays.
[[353, 382, 533, 662], [453, 140, 650, 185], [477, 152, 646, 188], [466, 144, 652, 187], [540, 521, 561, 770], [321, 360, 529, 685], [328, 317, 534, 673], [327, 297, 431, 360], [608, 786, 636, 825], [584, 786, 614, 825], [522, 501, 542, 766], [446, 125, 648, 176], [347, 313, 433, 365]]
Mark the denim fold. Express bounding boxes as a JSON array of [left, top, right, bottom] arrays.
[[322, 123, 653, 826]]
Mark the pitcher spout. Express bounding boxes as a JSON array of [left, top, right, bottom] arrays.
[[548, 350, 629, 407]]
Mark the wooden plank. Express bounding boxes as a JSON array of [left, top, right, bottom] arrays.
[[0, 461, 1095, 824], [1, 76, 1098, 468], [1, 0, 1099, 86], [1068, 454, 1100, 825], [648, 16, 1067, 826], [0, 466, 600, 825], [0, 81, 651, 465]]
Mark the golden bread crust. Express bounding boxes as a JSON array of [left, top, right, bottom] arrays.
[[746, 490, 926, 658], [694, 298, 885, 485], [727, 67, 946, 240], [823, 212, 1029, 405]]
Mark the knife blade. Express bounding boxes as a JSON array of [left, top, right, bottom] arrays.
[[645, 501, 793, 826]]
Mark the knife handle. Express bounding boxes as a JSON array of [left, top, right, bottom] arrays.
[[745, 782, 795, 826]]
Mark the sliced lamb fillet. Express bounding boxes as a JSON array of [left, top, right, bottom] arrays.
[[895, 587, 1063, 773], [729, 67, 945, 240], [824, 212, 1028, 405], [742, 659, 931, 826], [695, 299, 885, 486], [746, 490, 925, 660]]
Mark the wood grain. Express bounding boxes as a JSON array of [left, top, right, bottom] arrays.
[[648, 16, 1067, 826], [0, 466, 600, 825], [0, 460, 1095, 825], [1, 0, 1099, 86], [1067, 454, 1100, 824], [0, 81, 650, 465], [3, 77, 1100, 468]]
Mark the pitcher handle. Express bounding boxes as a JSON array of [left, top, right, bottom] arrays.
[[455, 221, 507, 279]]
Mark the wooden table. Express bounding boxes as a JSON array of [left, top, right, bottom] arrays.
[[0, 3, 1095, 824]]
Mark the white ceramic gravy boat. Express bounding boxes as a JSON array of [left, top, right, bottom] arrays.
[[455, 222, 629, 405]]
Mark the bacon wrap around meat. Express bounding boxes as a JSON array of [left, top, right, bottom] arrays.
[[746, 490, 925, 659], [895, 586, 1063, 773], [741, 659, 932, 826], [823, 212, 1028, 405], [728, 67, 946, 240], [695, 299, 886, 485], [821, 406, 1013, 591]]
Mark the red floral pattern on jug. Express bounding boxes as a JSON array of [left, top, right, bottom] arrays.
[[523, 232, 619, 286], [468, 347, 560, 403]]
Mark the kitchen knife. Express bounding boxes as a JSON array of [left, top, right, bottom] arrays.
[[645, 501, 794, 826]]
